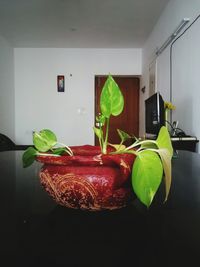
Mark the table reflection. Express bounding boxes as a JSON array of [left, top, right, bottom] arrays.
[[1, 150, 200, 266]]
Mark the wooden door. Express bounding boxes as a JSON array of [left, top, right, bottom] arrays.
[[95, 76, 139, 146]]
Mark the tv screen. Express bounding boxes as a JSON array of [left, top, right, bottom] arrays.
[[145, 92, 165, 137]]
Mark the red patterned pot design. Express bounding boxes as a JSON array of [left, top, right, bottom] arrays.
[[37, 145, 136, 211]]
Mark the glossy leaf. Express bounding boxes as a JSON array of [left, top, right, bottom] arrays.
[[33, 129, 57, 152], [100, 75, 124, 118], [132, 150, 163, 207], [39, 129, 57, 147], [156, 126, 173, 157], [33, 132, 50, 152], [22, 147, 37, 168]]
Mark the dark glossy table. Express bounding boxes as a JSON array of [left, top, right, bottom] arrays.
[[1, 150, 200, 267]]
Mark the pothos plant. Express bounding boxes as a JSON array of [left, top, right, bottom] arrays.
[[93, 75, 173, 207], [22, 75, 173, 208]]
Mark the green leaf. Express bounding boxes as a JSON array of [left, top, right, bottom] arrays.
[[156, 148, 172, 202], [93, 127, 103, 139], [117, 129, 131, 143], [33, 129, 57, 152], [39, 129, 57, 147], [100, 75, 124, 118], [155, 126, 173, 201], [156, 126, 173, 157], [22, 147, 38, 168], [132, 150, 163, 207], [52, 147, 67, 155], [33, 132, 50, 152]]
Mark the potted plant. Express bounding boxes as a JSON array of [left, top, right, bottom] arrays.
[[22, 75, 173, 211]]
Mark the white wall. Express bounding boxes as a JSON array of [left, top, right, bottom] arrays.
[[0, 35, 15, 141], [172, 18, 200, 142], [141, 0, 200, 152], [14, 48, 141, 145]]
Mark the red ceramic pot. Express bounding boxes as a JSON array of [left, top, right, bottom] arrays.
[[36, 145, 136, 211]]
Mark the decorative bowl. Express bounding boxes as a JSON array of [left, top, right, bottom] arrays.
[[36, 145, 136, 211]]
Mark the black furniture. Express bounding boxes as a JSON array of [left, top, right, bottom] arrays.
[[0, 133, 30, 151], [1, 150, 200, 267]]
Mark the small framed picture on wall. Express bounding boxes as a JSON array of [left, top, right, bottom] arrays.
[[57, 75, 65, 92]]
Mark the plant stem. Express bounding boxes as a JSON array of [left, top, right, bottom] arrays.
[[99, 124, 103, 151], [56, 142, 73, 156], [103, 117, 110, 154], [99, 137, 102, 150], [37, 152, 60, 157], [117, 140, 123, 152], [125, 139, 157, 151]]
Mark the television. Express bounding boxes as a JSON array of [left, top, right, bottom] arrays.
[[145, 92, 165, 137]]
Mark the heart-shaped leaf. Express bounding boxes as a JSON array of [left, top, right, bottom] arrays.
[[33, 129, 57, 152], [100, 75, 124, 118], [132, 150, 163, 207]]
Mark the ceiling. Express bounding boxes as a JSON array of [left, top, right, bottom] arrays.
[[0, 0, 169, 48]]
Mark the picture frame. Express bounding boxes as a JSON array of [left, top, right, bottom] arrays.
[[57, 75, 65, 92]]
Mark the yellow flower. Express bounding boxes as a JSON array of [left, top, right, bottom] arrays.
[[164, 101, 176, 110]]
